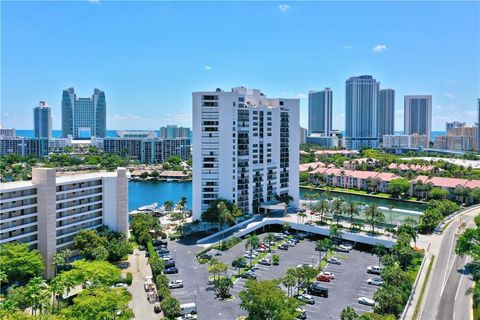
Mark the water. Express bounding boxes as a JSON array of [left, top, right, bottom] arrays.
[[127, 181, 426, 223], [128, 180, 192, 211]]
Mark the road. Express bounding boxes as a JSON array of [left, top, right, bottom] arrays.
[[419, 206, 478, 320]]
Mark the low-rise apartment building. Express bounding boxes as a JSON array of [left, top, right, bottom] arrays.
[[0, 168, 128, 278]]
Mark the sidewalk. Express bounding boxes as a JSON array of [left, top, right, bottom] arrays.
[[126, 249, 157, 320]]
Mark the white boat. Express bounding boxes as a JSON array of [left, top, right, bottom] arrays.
[[138, 202, 158, 212]]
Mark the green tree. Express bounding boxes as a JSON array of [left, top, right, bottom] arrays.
[[166, 156, 182, 165], [329, 224, 343, 246], [272, 254, 280, 265], [213, 276, 234, 299], [245, 234, 260, 266], [130, 213, 162, 245], [365, 204, 385, 234], [316, 238, 332, 264], [300, 171, 309, 183], [73, 229, 108, 260], [239, 279, 299, 320], [61, 287, 133, 320], [429, 187, 448, 200], [232, 257, 247, 275], [455, 223, 480, 260], [0, 243, 45, 284], [217, 202, 235, 246], [24, 276, 50, 315], [372, 243, 388, 266], [344, 201, 360, 228], [331, 198, 345, 226], [52, 249, 72, 276], [163, 201, 174, 211], [275, 194, 294, 216], [149, 255, 165, 276], [201, 199, 243, 223], [62, 260, 121, 288], [106, 236, 133, 262], [387, 178, 411, 198], [162, 296, 181, 319], [265, 233, 276, 252], [313, 199, 329, 223], [282, 271, 297, 297], [340, 306, 359, 320]]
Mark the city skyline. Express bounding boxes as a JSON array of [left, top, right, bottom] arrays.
[[2, 1, 479, 131]]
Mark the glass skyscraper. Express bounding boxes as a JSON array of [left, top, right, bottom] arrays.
[[345, 75, 380, 149], [34, 101, 52, 138], [377, 89, 395, 138], [61, 88, 106, 139], [308, 88, 332, 136], [404, 95, 432, 141]]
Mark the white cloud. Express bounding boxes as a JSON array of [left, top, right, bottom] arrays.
[[204, 65, 212, 71], [443, 92, 454, 98], [278, 4, 291, 12], [343, 45, 353, 50], [372, 44, 387, 53]]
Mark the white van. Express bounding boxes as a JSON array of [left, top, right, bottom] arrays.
[[180, 302, 197, 315]]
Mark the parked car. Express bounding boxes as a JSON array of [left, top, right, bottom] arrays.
[[340, 243, 353, 250], [337, 245, 351, 252], [367, 266, 383, 275], [286, 241, 296, 247], [111, 283, 128, 289], [241, 270, 257, 279], [258, 258, 271, 266], [274, 233, 285, 239], [169, 280, 184, 289], [278, 244, 289, 250], [367, 278, 383, 286], [153, 239, 167, 247], [117, 261, 130, 269], [327, 257, 341, 265], [296, 294, 315, 305], [358, 297, 375, 306], [319, 271, 335, 279], [297, 263, 314, 269], [308, 283, 329, 297], [295, 307, 307, 320], [158, 248, 170, 254], [200, 253, 212, 260], [164, 267, 179, 274], [165, 259, 176, 268], [316, 274, 331, 282], [244, 253, 257, 259]]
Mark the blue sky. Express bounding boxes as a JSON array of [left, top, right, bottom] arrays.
[[2, 1, 479, 131]]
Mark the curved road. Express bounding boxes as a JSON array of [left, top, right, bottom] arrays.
[[419, 206, 478, 320]]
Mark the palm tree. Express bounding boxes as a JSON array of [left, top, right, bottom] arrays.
[[217, 202, 234, 247], [177, 196, 188, 219], [163, 200, 174, 212], [275, 194, 293, 216], [297, 211, 307, 224], [344, 201, 360, 229], [49, 276, 65, 313], [283, 222, 290, 234], [245, 234, 259, 266], [365, 204, 384, 234], [316, 199, 329, 223], [282, 271, 297, 297], [264, 234, 276, 252], [316, 238, 332, 265], [25, 277, 50, 315], [52, 249, 71, 277], [331, 198, 344, 226], [329, 225, 343, 247], [467, 284, 480, 309], [372, 243, 387, 266], [387, 205, 395, 225]]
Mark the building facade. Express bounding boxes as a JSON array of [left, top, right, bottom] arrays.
[[308, 88, 332, 136], [192, 87, 300, 220], [0, 137, 49, 157], [0, 127, 16, 137], [377, 89, 395, 137], [382, 134, 429, 149], [446, 121, 466, 131], [103, 137, 191, 163], [116, 130, 157, 139], [62, 88, 107, 139], [306, 134, 339, 148], [299, 127, 307, 145], [404, 95, 432, 141], [434, 126, 479, 151], [34, 101, 52, 138], [345, 75, 380, 149], [0, 168, 128, 278], [159, 125, 191, 139]]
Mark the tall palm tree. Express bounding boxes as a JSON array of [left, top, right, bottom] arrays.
[[297, 211, 307, 224], [344, 201, 360, 229], [329, 225, 343, 247], [264, 234, 276, 252], [372, 243, 387, 266], [163, 200, 174, 212], [52, 249, 71, 277], [217, 202, 234, 247], [245, 234, 259, 266], [285, 268, 298, 297], [387, 205, 395, 225], [49, 276, 65, 313], [331, 198, 344, 226], [275, 194, 293, 216], [316, 239, 332, 265], [365, 204, 384, 234], [317, 199, 329, 223]]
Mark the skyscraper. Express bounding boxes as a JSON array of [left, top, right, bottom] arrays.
[[404, 95, 432, 141], [446, 121, 466, 131], [34, 101, 52, 138], [377, 89, 395, 137], [345, 75, 380, 149], [159, 125, 191, 139], [61, 88, 106, 139], [308, 88, 332, 135], [192, 87, 299, 220]]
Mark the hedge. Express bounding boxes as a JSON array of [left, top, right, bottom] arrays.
[[125, 272, 133, 286]]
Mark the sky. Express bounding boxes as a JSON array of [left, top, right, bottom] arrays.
[[1, 1, 479, 131]]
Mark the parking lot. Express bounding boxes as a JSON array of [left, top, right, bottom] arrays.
[[165, 233, 379, 319]]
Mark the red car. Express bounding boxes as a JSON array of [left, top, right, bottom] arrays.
[[316, 274, 331, 282]]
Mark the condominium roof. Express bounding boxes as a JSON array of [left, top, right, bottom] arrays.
[[299, 162, 325, 172]]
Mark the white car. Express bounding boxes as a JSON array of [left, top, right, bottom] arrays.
[[243, 252, 257, 259], [337, 245, 351, 252], [169, 280, 184, 289], [340, 243, 354, 250], [176, 315, 198, 320], [297, 264, 314, 269], [296, 294, 315, 304], [258, 258, 271, 265], [367, 265, 383, 275], [327, 257, 341, 265], [358, 297, 375, 306], [111, 283, 128, 289], [368, 278, 383, 286], [320, 271, 335, 279]]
